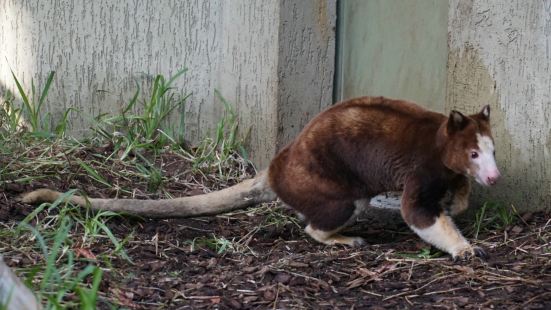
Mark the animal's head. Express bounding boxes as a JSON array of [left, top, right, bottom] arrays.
[[440, 105, 500, 186]]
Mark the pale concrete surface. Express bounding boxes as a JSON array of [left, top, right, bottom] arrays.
[[448, 0, 551, 210], [0, 0, 336, 167], [276, 0, 336, 151]]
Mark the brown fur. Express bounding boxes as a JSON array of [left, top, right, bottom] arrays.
[[266, 97, 494, 257], [21, 96, 495, 259], [21, 171, 276, 218], [268, 97, 490, 230]]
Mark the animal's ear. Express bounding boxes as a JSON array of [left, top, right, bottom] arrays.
[[447, 110, 469, 134], [479, 104, 490, 121]]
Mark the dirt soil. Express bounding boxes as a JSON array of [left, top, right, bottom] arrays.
[[1, 150, 550, 309]]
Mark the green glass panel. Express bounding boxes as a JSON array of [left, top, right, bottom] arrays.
[[335, 0, 448, 112]]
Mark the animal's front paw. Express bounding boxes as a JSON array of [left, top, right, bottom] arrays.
[[451, 245, 487, 262]]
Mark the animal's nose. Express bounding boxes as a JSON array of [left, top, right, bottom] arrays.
[[487, 172, 501, 186]]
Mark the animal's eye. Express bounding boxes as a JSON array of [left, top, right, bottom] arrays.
[[471, 151, 479, 159]]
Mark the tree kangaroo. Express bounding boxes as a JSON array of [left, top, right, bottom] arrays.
[[22, 96, 500, 260]]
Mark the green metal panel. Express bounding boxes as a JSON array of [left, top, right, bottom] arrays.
[[335, 0, 448, 112]]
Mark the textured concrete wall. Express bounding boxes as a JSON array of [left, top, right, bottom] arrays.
[[448, 0, 551, 210], [0, 0, 336, 167], [214, 1, 281, 167], [277, 0, 336, 150], [335, 0, 448, 112], [0, 0, 223, 137]]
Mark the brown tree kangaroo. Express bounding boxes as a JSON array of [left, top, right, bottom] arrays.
[[21, 96, 500, 260]]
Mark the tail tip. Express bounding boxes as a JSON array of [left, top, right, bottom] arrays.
[[19, 189, 59, 204]]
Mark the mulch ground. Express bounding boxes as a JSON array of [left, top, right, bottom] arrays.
[[0, 148, 550, 309]]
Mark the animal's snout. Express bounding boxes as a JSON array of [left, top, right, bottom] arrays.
[[486, 170, 501, 186]]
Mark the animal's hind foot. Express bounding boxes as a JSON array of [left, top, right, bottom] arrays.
[[304, 224, 365, 247], [330, 235, 365, 247]]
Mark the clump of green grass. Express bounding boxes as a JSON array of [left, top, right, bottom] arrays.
[[12, 191, 128, 308], [18, 222, 106, 309], [188, 230, 262, 256], [18, 192, 129, 258], [75, 266, 103, 310], [472, 201, 517, 239], [396, 247, 444, 260], [6, 70, 73, 138], [93, 68, 190, 157], [0, 90, 21, 136], [189, 234, 238, 255], [192, 90, 244, 167], [1, 67, 251, 308], [90, 69, 249, 192]]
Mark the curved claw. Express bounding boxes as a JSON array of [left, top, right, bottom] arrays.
[[451, 246, 488, 262], [473, 246, 488, 260], [452, 253, 468, 263]]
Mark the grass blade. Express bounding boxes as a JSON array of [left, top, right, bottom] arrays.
[[77, 160, 112, 187], [10, 70, 30, 110], [38, 71, 55, 108]]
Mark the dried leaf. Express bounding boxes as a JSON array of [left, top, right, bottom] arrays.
[[75, 248, 97, 260]]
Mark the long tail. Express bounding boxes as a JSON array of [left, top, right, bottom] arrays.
[[20, 171, 277, 218]]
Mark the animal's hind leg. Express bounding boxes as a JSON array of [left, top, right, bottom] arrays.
[[303, 201, 365, 247]]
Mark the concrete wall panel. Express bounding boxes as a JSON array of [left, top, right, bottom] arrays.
[[335, 0, 448, 112], [0, 0, 336, 167], [448, 0, 551, 209]]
